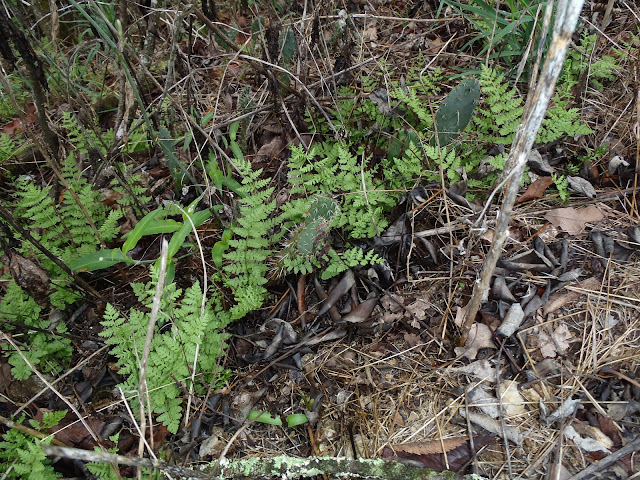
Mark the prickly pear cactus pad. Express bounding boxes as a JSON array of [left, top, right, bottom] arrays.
[[279, 196, 339, 275], [435, 79, 481, 146]]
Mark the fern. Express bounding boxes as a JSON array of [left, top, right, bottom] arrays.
[[12, 153, 124, 308], [474, 66, 524, 144], [288, 143, 394, 238], [382, 141, 425, 190], [553, 174, 570, 202], [536, 88, 593, 144], [221, 158, 279, 318], [61, 110, 110, 156], [0, 133, 15, 163], [100, 268, 229, 434], [111, 161, 152, 215], [561, 32, 619, 90], [0, 281, 73, 380], [321, 247, 384, 280], [0, 411, 67, 480]]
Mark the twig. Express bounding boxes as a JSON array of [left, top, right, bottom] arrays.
[[461, 0, 586, 342], [42, 445, 487, 480], [42, 445, 209, 479], [137, 239, 169, 458], [566, 436, 640, 480]]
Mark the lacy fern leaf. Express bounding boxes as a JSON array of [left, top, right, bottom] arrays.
[[100, 272, 228, 434]]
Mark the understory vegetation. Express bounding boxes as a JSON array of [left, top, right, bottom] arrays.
[[0, 0, 636, 478]]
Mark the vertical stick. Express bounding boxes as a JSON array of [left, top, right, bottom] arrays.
[[461, 0, 586, 342]]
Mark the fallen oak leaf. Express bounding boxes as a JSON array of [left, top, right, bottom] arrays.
[[544, 206, 605, 235], [454, 323, 496, 361], [382, 436, 495, 472], [516, 176, 554, 204]]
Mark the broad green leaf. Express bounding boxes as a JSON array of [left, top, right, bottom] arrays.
[[212, 228, 233, 269], [286, 414, 308, 427], [248, 411, 282, 426], [72, 249, 134, 272], [281, 29, 297, 64], [229, 122, 239, 142]]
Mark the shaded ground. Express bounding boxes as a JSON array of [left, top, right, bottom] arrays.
[[1, 1, 640, 479]]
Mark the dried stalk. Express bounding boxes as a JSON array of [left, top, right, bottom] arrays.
[[461, 0, 586, 342]]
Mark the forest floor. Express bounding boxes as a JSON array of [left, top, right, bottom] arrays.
[[1, 1, 640, 479]]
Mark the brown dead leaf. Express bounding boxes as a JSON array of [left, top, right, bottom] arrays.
[[516, 176, 555, 204], [318, 270, 355, 317], [9, 252, 50, 306], [498, 381, 527, 416], [450, 359, 498, 382], [381, 293, 405, 313], [544, 206, 605, 235], [363, 25, 378, 42], [1, 103, 37, 135], [544, 276, 602, 315], [403, 332, 422, 347], [454, 323, 496, 361], [256, 135, 285, 159], [405, 298, 430, 319], [342, 297, 378, 323], [44, 411, 105, 449], [538, 324, 575, 358], [382, 436, 495, 472]]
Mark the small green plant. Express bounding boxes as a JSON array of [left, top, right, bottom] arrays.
[[0, 410, 67, 479], [100, 266, 229, 434], [561, 31, 619, 90], [1, 112, 151, 381], [73, 197, 214, 285], [0, 282, 73, 380], [553, 174, 570, 202], [219, 157, 280, 319], [10, 155, 123, 308], [440, 0, 549, 72], [278, 196, 339, 275], [474, 66, 524, 145], [248, 410, 310, 428], [286, 143, 395, 237]]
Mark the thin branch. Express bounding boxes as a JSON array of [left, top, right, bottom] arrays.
[[42, 445, 488, 480], [461, 0, 586, 341]]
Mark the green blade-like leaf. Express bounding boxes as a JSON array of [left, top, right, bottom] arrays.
[[122, 207, 168, 255], [167, 209, 212, 259], [248, 411, 282, 426], [72, 249, 134, 272], [121, 219, 183, 238]]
